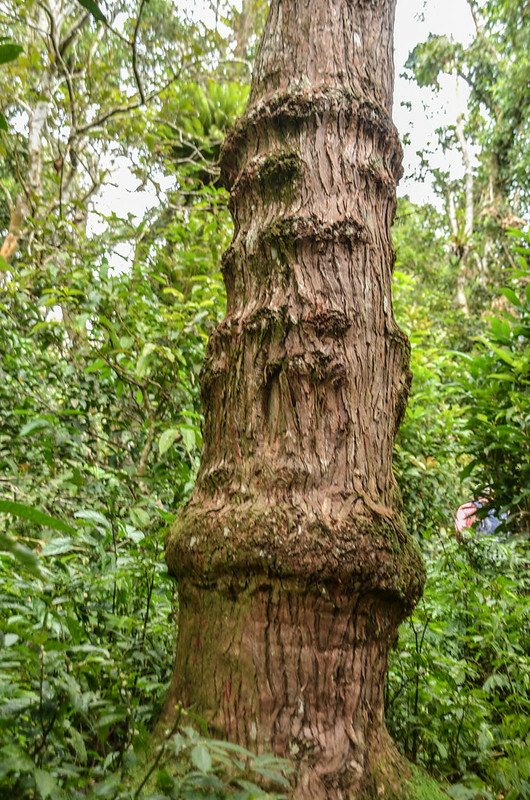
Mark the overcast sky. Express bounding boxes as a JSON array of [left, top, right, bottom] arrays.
[[98, 0, 477, 240], [394, 0, 476, 202]]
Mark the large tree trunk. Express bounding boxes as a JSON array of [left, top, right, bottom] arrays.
[[165, 0, 425, 796]]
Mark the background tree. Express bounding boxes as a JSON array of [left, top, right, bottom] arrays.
[[405, 0, 529, 316]]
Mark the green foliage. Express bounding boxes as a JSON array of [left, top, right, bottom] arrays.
[[158, 80, 250, 172], [393, 331, 464, 539], [406, 34, 463, 91], [133, 727, 292, 799], [387, 535, 530, 800], [406, 1, 530, 211], [392, 200, 468, 537], [459, 231, 530, 530], [0, 42, 23, 64], [1, 2, 528, 799], [0, 37, 22, 128], [0, 499, 173, 798], [0, 14, 238, 793], [0, 495, 290, 799]]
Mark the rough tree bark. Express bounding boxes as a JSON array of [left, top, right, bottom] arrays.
[[165, 1, 425, 797]]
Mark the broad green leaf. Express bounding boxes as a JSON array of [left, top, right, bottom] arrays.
[[76, 0, 107, 23], [158, 427, 180, 455], [41, 537, 76, 556], [490, 372, 515, 382], [500, 287, 521, 307], [0, 43, 22, 64], [490, 318, 511, 341], [34, 768, 57, 799], [96, 711, 127, 730], [191, 744, 212, 773], [66, 725, 88, 765], [180, 424, 197, 454], [91, 774, 121, 798], [459, 459, 479, 480], [84, 357, 107, 374], [130, 506, 150, 527], [0, 697, 36, 718], [483, 673, 510, 693], [487, 343, 516, 366], [69, 644, 110, 657], [0, 533, 41, 576], [125, 524, 144, 543], [19, 418, 51, 436], [0, 499, 75, 534], [75, 509, 111, 528]]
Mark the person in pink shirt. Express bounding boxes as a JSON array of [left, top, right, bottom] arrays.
[[454, 496, 505, 540]]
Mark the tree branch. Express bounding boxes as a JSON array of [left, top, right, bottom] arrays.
[[58, 11, 89, 56], [455, 114, 474, 242], [132, 0, 149, 104], [76, 67, 183, 135]]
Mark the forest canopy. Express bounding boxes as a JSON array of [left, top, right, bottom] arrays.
[[0, 1, 528, 799]]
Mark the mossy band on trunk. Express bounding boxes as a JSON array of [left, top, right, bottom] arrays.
[[166, 500, 424, 606]]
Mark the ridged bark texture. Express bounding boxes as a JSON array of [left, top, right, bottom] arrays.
[[165, 1, 426, 797]]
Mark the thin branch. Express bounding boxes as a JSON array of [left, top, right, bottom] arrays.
[[0, 181, 13, 212], [46, 7, 78, 134], [101, 15, 132, 47], [132, 0, 149, 104], [58, 11, 89, 56], [217, 56, 253, 75], [467, 0, 484, 35], [132, 707, 184, 799], [466, 0, 501, 63], [76, 67, 182, 135], [0, 5, 49, 36], [447, 190, 458, 238]]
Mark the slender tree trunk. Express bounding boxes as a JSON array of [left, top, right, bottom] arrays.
[[165, 1, 425, 797], [1, 7, 57, 263], [233, 0, 256, 59], [451, 115, 474, 315]]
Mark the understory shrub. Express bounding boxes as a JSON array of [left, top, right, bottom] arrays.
[[387, 533, 530, 800], [0, 503, 290, 799]]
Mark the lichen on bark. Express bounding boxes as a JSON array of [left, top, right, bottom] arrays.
[[164, 0, 426, 797]]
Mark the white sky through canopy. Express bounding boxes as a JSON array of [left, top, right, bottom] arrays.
[[394, 0, 476, 202], [96, 0, 477, 247]]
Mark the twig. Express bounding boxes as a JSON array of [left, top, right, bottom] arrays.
[[132, 0, 149, 104], [76, 67, 182, 135]]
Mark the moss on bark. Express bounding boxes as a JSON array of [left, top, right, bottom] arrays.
[[364, 761, 448, 800]]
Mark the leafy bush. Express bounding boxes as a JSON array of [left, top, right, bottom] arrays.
[[0, 499, 173, 798], [387, 534, 530, 800], [393, 316, 465, 539], [0, 499, 291, 800], [458, 231, 530, 531], [133, 726, 291, 800]]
